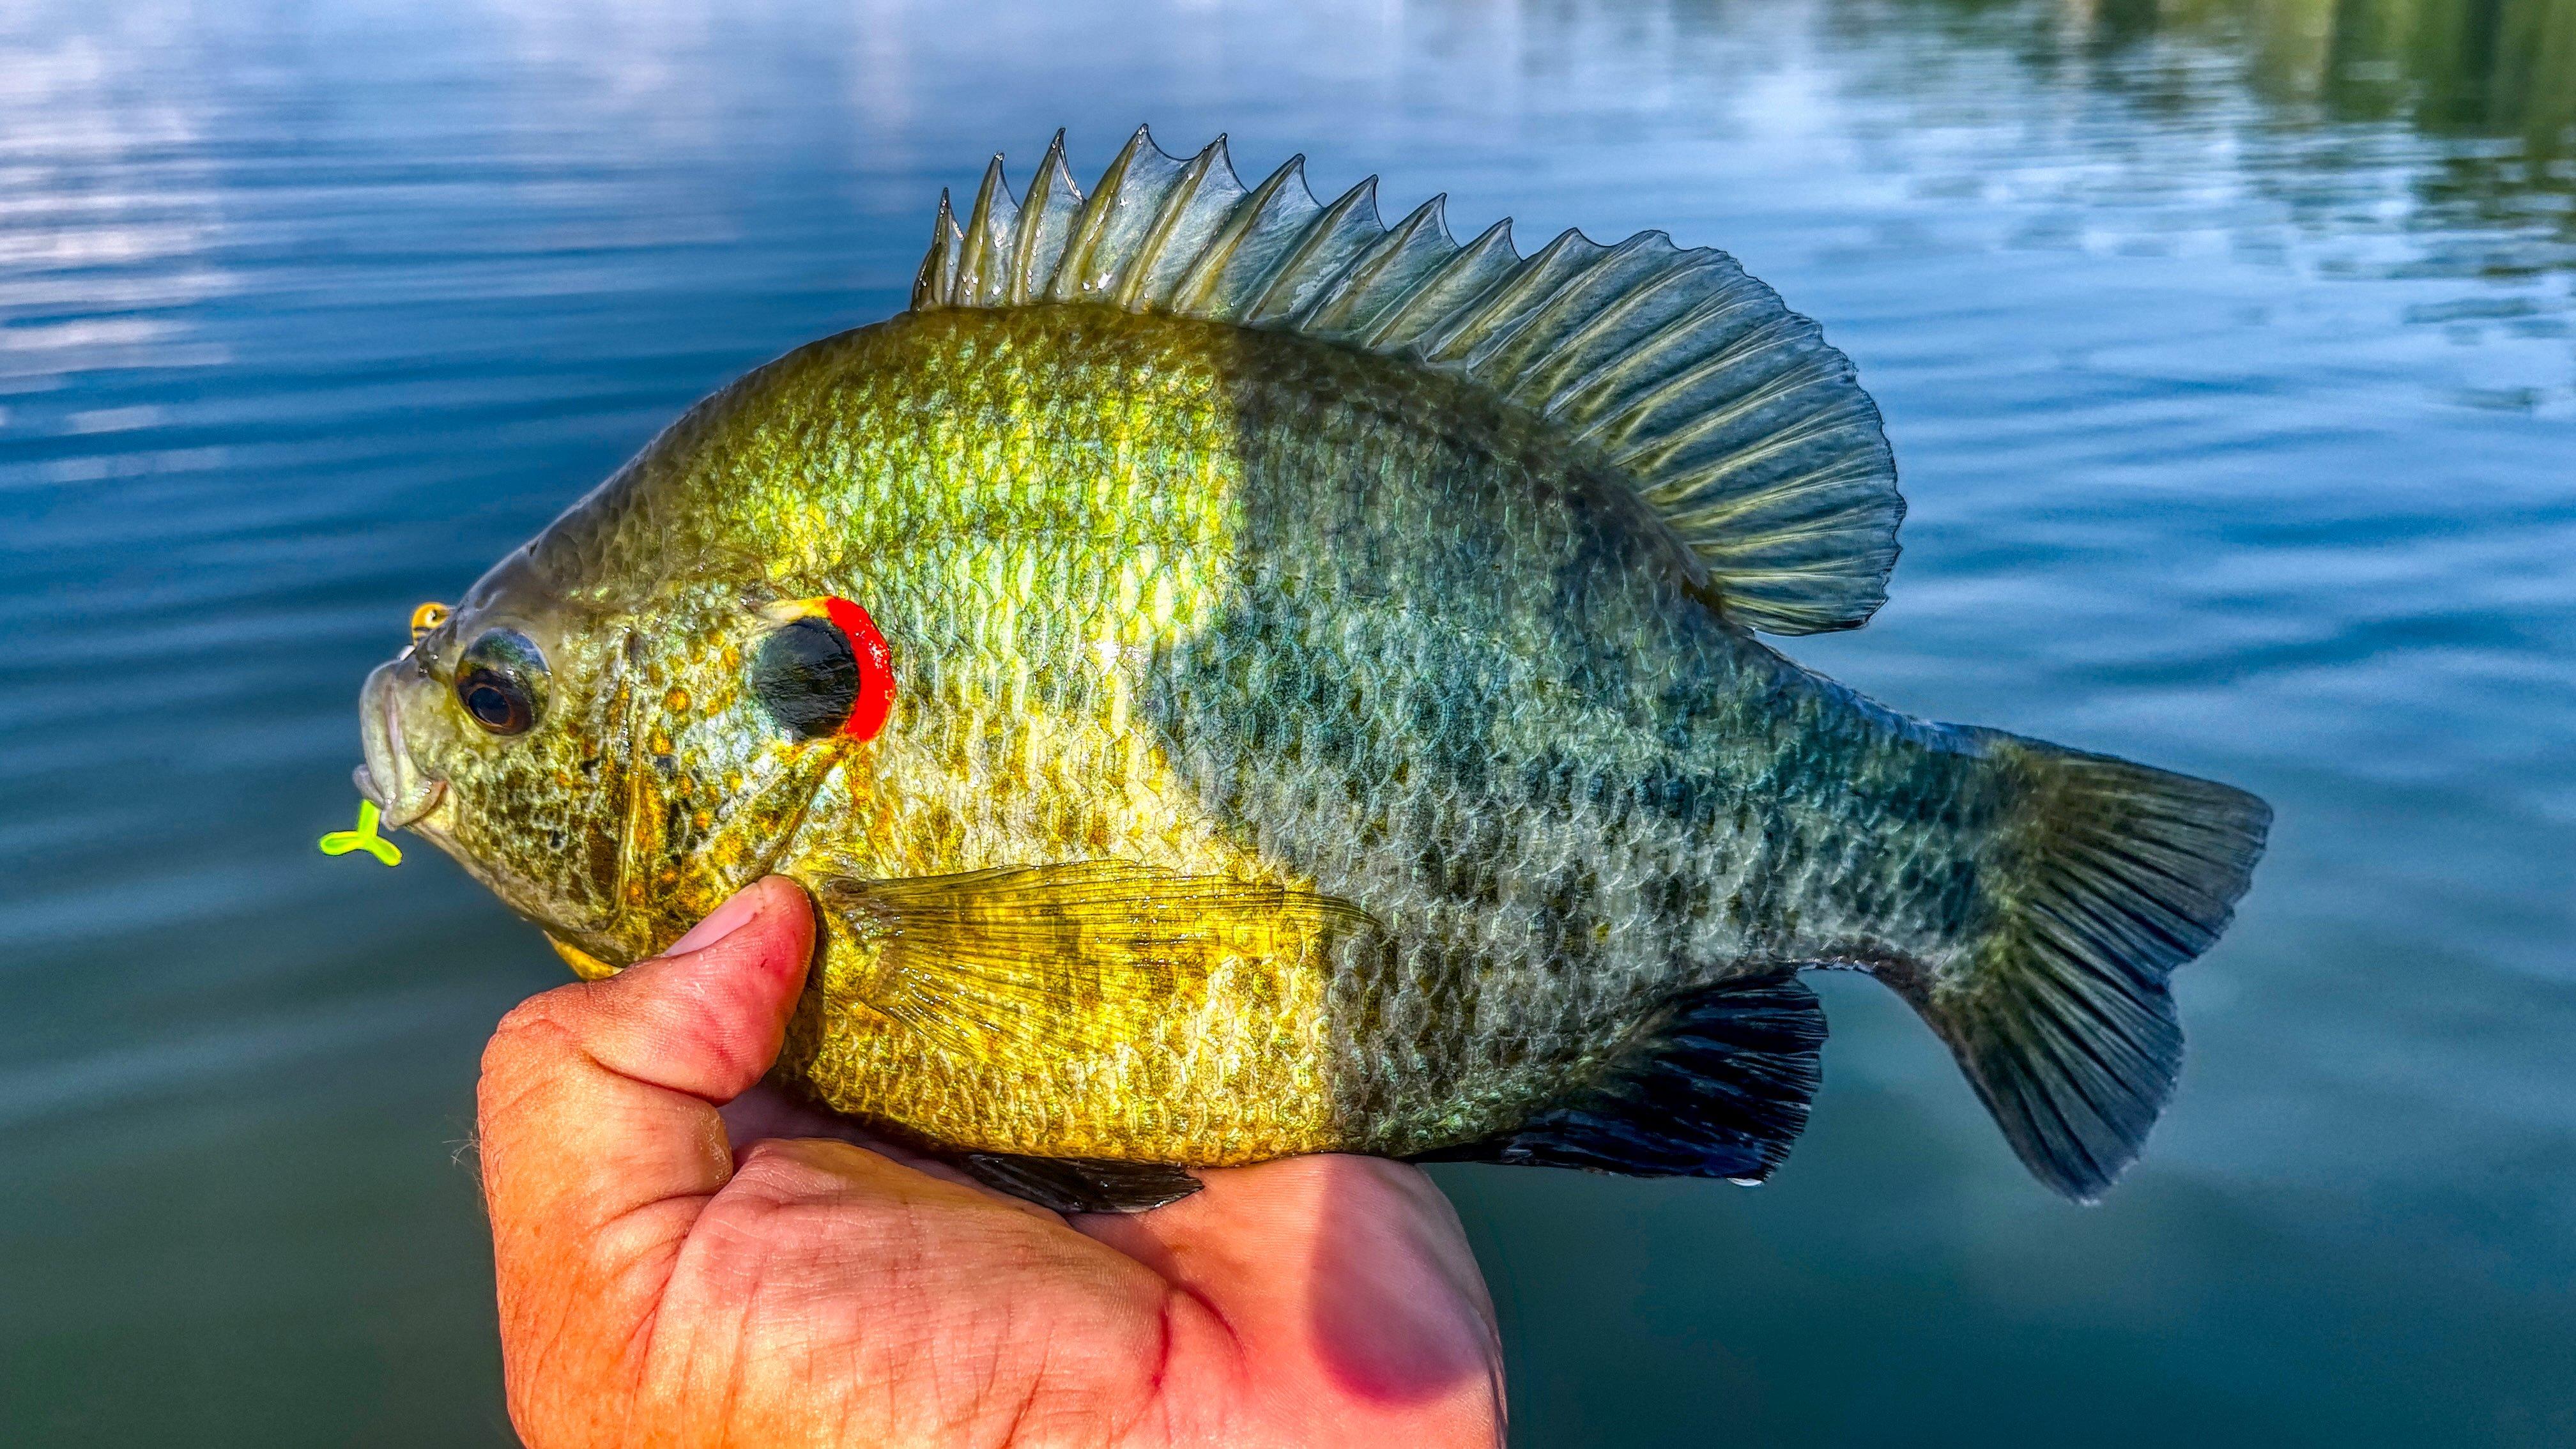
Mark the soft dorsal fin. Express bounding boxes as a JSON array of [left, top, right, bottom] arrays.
[[912, 127, 1903, 635]]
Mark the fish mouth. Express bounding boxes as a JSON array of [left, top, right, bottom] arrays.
[[358, 666, 449, 831]]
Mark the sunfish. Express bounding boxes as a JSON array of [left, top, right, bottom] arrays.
[[352, 129, 2268, 1211]]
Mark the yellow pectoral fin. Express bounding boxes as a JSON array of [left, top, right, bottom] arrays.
[[815, 861, 1370, 1066]]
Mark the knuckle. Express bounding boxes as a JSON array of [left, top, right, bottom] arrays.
[[486, 991, 583, 1066], [479, 990, 593, 1103]]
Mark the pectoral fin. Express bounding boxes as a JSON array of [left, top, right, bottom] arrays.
[[815, 861, 1370, 1062]]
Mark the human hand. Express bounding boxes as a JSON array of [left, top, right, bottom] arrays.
[[475, 877, 1506, 1448]]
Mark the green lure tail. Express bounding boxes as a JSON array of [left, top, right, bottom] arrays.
[[319, 799, 402, 867]]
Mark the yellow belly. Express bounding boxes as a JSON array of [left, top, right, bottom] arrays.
[[769, 671, 1347, 1163]]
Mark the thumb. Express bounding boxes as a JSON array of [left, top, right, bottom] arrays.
[[477, 877, 815, 1372], [483, 875, 815, 1126]]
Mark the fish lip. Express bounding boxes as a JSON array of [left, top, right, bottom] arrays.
[[358, 666, 449, 831]]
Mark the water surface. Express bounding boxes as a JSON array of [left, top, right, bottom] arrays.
[[4, 1, 2573, 1443]]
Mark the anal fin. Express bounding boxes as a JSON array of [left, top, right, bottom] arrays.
[[1415, 974, 1826, 1183], [959, 1153, 1205, 1215]]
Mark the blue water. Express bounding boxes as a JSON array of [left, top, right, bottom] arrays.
[[4, 1, 2573, 1443]]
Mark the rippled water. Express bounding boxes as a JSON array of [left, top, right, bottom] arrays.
[[4, 1, 2572, 1443]]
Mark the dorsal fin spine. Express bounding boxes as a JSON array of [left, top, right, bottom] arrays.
[[1243, 177, 1381, 324], [1111, 140, 1215, 309], [1119, 139, 1244, 310], [1049, 126, 1153, 303], [1291, 195, 1453, 339], [1416, 227, 1604, 366], [912, 132, 1906, 636], [953, 157, 1019, 308], [1199, 159, 1324, 315], [1080, 129, 1193, 304], [1167, 154, 1308, 316], [1006, 132, 1082, 305], [912, 190, 963, 312], [1357, 217, 1517, 351]]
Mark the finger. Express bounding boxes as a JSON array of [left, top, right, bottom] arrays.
[[1079, 1156, 1503, 1437], [476, 878, 813, 1370]]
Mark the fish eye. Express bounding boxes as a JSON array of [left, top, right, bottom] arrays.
[[456, 629, 546, 737], [459, 671, 532, 733]]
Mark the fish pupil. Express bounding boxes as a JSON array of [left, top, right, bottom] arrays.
[[752, 618, 860, 739], [459, 670, 532, 734]]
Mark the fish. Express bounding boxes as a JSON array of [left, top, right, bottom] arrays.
[[353, 128, 2269, 1213]]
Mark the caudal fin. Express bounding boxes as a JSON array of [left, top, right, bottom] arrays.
[[1917, 738, 2269, 1201]]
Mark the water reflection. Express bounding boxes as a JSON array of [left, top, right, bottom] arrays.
[[1976, 0, 2573, 265], [1797, 0, 2576, 409]]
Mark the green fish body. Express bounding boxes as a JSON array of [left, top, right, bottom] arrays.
[[358, 131, 2267, 1209]]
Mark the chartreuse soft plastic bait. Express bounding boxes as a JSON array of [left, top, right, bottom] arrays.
[[319, 798, 402, 867]]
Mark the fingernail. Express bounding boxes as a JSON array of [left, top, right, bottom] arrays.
[[664, 885, 766, 957]]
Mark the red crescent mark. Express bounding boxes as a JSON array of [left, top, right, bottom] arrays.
[[821, 596, 895, 742]]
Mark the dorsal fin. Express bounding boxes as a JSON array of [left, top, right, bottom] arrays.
[[912, 127, 1903, 634]]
